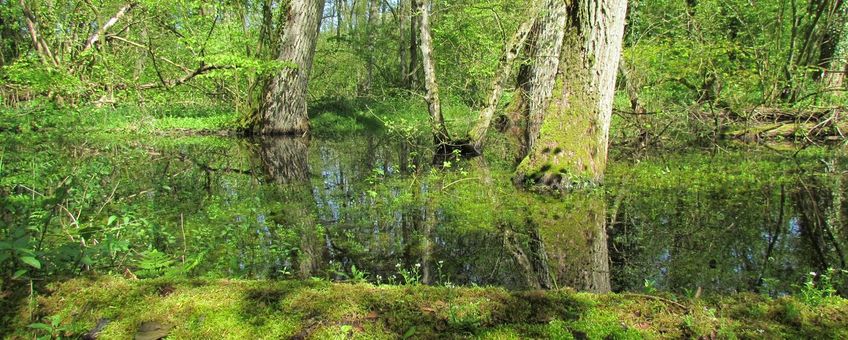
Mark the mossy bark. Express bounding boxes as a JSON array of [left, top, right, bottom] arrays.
[[514, 0, 627, 189], [535, 194, 611, 293]]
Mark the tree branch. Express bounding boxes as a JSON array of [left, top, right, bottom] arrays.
[[81, 2, 137, 54]]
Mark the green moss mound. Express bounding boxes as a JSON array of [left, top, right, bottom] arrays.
[[7, 276, 848, 339]]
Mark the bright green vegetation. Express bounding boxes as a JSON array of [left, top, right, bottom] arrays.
[[3, 0, 848, 338], [9, 276, 848, 339]]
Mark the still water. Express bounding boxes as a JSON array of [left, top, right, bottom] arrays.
[[6, 132, 847, 296]]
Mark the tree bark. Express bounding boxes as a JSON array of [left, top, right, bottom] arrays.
[[408, 0, 420, 89], [416, 0, 450, 143], [515, 0, 628, 189], [258, 0, 326, 135], [19, 0, 58, 67], [467, 11, 537, 153], [80, 2, 137, 54], [365, 0, 379, 93]]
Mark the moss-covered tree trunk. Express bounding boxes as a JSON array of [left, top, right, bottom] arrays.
[[515, 0, 627, 188], [258, 0, 325, 135]]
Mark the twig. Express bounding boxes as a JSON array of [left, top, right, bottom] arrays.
[[96, 181, 121, 216], [441, 177, 480, 191]]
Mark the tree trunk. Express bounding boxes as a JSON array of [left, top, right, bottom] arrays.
[[258, 0, 325, 135], [365, 0, 379, 93], [408, 0, 420, 89], [416, 0, 450, 143], [515, 0, 628, 189], [399, 0, 409, 87], [80, 2, 137, 54], [467, 11, 537, 153]]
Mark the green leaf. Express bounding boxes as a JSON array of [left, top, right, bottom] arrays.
[[12, 269, 28, 279], [108, 215, 118, 226], [20, 256, 41, 269], [27, 323, 52, 331]]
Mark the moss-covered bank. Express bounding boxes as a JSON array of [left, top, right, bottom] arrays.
[[6, 276, 848, 339]]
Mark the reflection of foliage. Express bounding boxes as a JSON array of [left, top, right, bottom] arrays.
[[607, 149, 848, 296]]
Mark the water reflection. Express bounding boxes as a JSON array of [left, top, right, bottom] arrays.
[[52, 133, 845, 294]]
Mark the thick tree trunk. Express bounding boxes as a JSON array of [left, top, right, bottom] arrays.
[[258, 0, 325, 135], [416, 0, 450, 143], [515, 0, 628, 189]]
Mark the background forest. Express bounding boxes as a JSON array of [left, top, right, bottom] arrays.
[[1, 0, 846, 142]]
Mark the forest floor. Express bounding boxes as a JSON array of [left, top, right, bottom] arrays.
[[6, 276, 848, 339]]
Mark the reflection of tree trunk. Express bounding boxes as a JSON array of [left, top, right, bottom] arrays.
[[260, 137, 310, 184], [793, 178, 847, 272], [503, 228, 543, 289], [258, 137, 322, 278], [421, 195, 435, 284], [537, 195, 611, 293]]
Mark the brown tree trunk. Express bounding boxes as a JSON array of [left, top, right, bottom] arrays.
[[258, 0, 325, 135], [416, 0, 450, 143], [515, 0, 628, 189]]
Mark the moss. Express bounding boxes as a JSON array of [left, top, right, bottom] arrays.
[[10, 276, 848, 339]]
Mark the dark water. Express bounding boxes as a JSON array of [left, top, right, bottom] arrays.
[[4, 132, 847, 295]]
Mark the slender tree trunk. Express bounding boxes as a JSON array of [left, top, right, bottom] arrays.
[[19, 0, 58, 67], [416, 0, 449, 143], [409, 0, 419, 89], [258, 0, 325, 135], [515, 0, 628, 188], [468, 10, 538, 153], [399, 0, 409, 86], [365, 0, 379, 93]]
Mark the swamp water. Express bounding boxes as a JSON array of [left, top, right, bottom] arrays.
[[3, 132, 846, 296]]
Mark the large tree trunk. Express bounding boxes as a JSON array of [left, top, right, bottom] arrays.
[[258, 0, 325, 135], [515, 0, 628, 189], [416, 0, 450, 143]]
